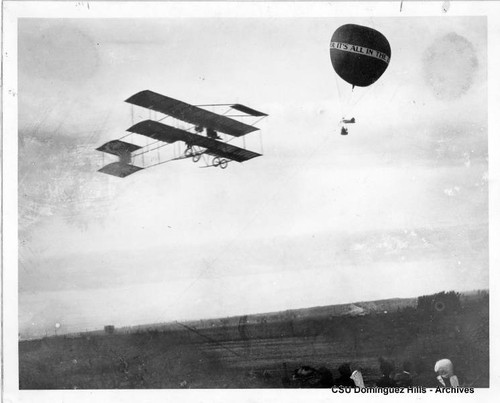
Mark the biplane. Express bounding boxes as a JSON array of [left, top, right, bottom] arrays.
[[97, 90, 267, 178]]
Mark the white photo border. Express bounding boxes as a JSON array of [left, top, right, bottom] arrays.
[[2, 1, 499, 402]]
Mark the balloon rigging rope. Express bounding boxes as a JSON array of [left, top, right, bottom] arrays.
[[334, 77, 347, 119], [336, 81, 378, 123], [345, 84, 376, 117]]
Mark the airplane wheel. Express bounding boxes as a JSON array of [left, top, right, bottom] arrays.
[[220, 159, 228, 169], [212, 157, 221, 166], [192, 154, 201, 163], [184, 147, 193, 157]]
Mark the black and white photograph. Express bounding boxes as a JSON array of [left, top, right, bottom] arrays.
[[2, 0, 499, 401]]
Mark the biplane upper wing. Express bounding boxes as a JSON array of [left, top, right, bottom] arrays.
[[125, 90, 259, 137], [127, 120, 261, 163]]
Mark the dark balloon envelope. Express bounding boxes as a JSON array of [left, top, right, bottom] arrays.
[[330, 24, 391, 87]]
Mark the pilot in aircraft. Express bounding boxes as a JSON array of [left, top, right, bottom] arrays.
[[206, 127, 222, 140]]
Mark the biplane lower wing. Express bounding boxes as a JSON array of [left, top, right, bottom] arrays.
[[127, 120, 261, 163]]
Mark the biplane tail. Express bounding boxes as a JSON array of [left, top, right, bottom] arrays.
[[96, 139, 143, 178], [98, 162, 143, 178]]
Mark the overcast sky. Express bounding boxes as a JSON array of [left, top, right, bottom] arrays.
[[18, 16, 487, 338]]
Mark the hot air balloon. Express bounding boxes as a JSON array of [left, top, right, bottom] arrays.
[[329, 24, 391, 134]]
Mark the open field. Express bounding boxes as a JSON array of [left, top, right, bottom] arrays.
[[19, 292, 488, 389]]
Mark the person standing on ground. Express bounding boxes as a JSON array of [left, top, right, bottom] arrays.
[[435, 359, 459, 388], [334, 363, 357, 387], [376, 357, 397, 387], [395, 360, 413, 387]]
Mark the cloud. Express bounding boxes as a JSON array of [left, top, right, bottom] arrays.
[[444, 186, 461, 197]]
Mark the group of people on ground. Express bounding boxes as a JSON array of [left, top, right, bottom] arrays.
[[287, 358, 460, 388]]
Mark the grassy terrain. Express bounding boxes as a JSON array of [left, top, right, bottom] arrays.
[[19, 292, 488, 389]]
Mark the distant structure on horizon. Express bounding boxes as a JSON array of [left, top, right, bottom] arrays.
[[104, 325, 115, 335]]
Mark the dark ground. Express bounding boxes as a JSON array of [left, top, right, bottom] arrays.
[[19, 294, 488, 389]]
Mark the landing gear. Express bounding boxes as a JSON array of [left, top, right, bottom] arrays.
[[186, 147, 228, 168], [186, 146, 201, 162], [212, 157, 228, 169]]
